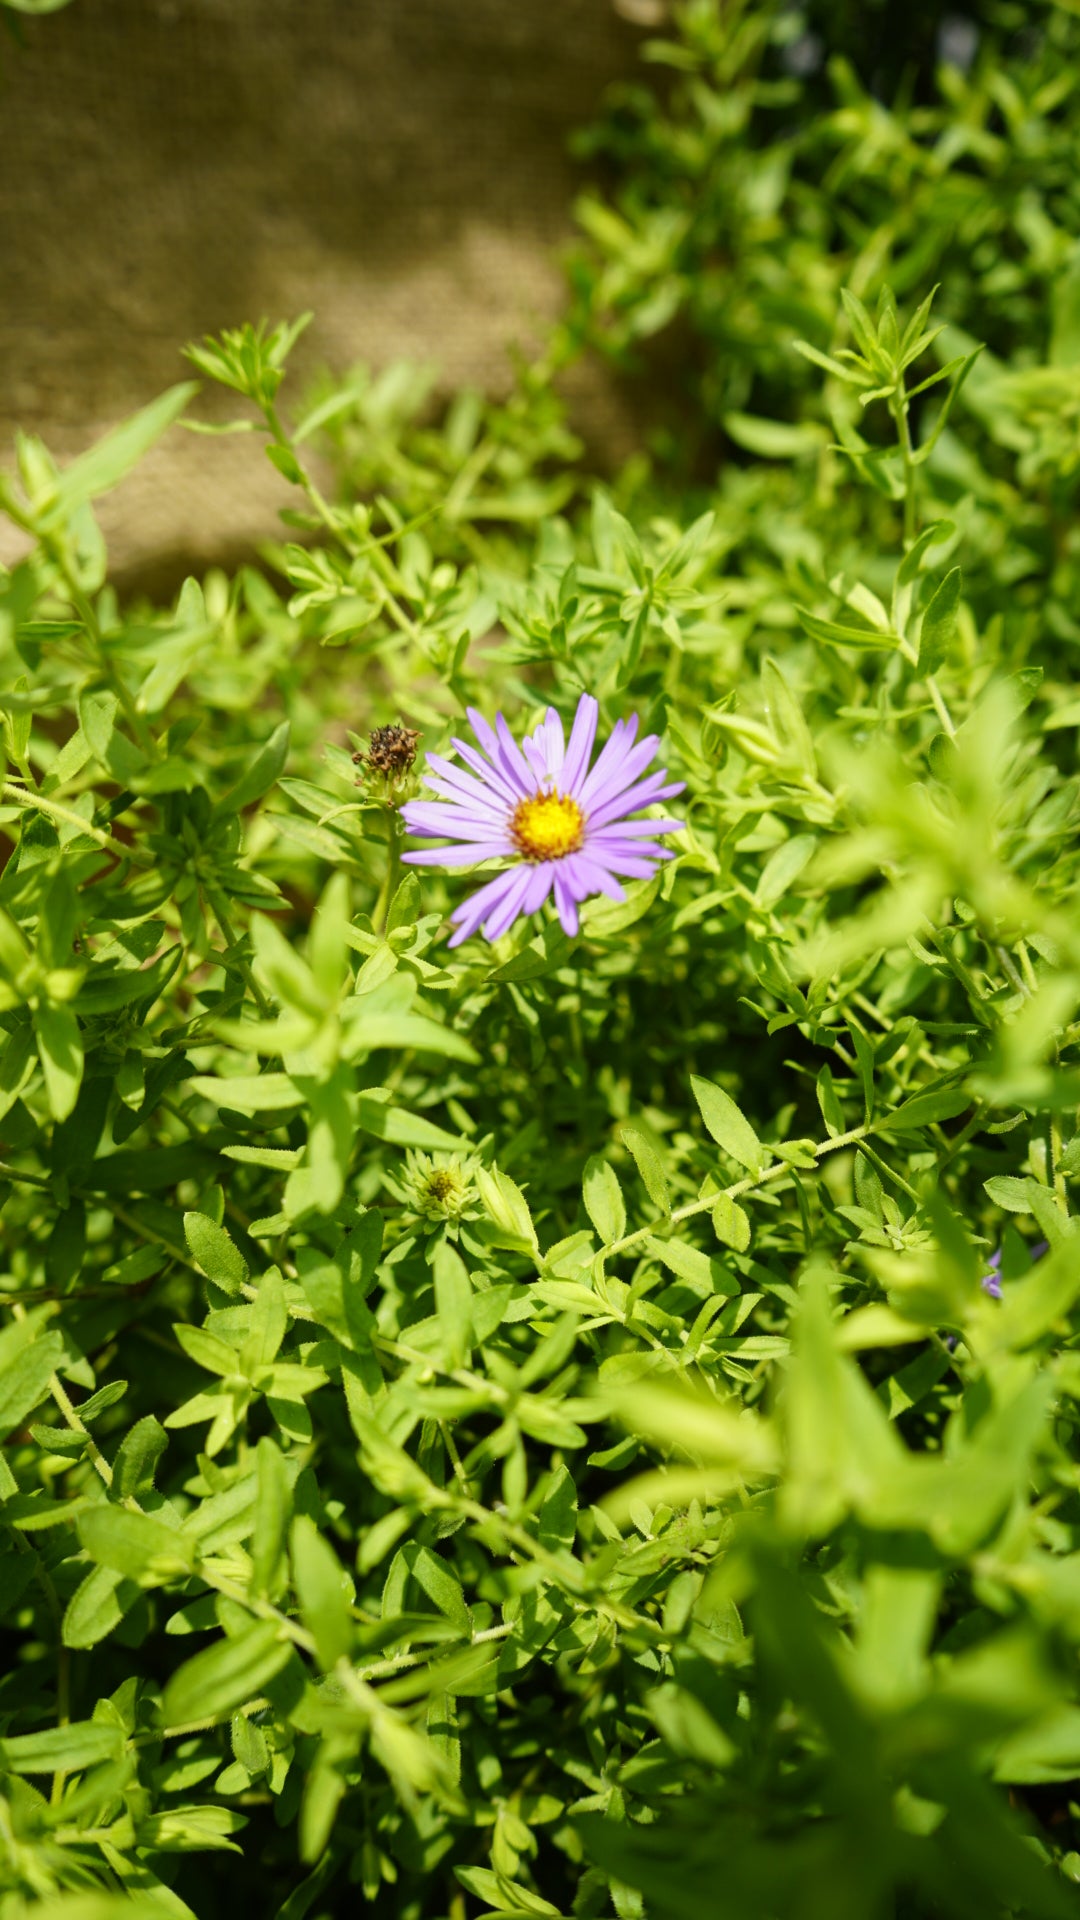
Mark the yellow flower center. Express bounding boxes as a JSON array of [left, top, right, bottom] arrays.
[[511, 789, 585, 862]]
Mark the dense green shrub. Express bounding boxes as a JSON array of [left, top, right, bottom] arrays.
[[5, 5, 1080, 1918]]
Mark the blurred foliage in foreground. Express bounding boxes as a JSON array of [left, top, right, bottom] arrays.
[[5, 3, 1080, 1916]]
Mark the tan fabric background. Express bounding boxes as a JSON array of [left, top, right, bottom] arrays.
[[1, 0, 643, 589]]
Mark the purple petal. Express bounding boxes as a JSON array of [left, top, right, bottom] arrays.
[[494, 713, 535, 797], [589, 815, 686, 838], [578, 724, 657, 809], [421, 752, 511, 813], [522, 708, 566, 785], [402, 840, 513, 867], [587, 829, 677, 860], [450, 735, 521, 807], [463, 706, 504, 766], [561, 852, 625, 902], [574, 716, 640, 809], [582, 840, 671, 877], [581, 736, 663, 811], [553, 871, 580, 937], [403, 800, 510, 838], [586, 773, 686, 831], [562, 694, 600, 795], [448, 868, 520, 944], [522, 863, 556, 915], [483, 865, 536, 941], [522, 737, 547, 782], [457, 715, 531, 804], [981, 1269, 1003, 1300]]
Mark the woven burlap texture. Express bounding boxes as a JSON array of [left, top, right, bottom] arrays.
[[1, 0, 641, 587]]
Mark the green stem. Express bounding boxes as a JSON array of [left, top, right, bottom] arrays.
[[926, 676, 957, 740], [1, 783, 152, 866], [603, 1122, 874, 1266], [856, 1138, 921, 1205], [0, 1159, 51, 1189], [9, 1302, 115, 1491], [891, 381, 917, 546], [263, 403, 423, 639], [373, 812, 403, 934], [38, 534, 159, 760], [1050, 1114, 1069, 1215], [264, 402, 342, 541], [204, 886, 273, 1018]]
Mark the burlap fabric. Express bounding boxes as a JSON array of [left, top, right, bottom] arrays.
[[0, 0, 642, 590]]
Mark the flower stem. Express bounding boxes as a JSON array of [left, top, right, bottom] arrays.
[[1, 783, 153, 865], [891, 380, 918, 546], [374, 812, 403, 934]]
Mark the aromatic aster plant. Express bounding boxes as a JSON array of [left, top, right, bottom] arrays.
[[5, 7, 1080, 1920]]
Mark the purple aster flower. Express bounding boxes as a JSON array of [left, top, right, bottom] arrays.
[[400, 694, 685, 947]]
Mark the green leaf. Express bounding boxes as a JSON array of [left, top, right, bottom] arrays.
[[249, 1434, 293, 1599], [39, 383, 197, 524], [984, 1175, 1045, 1214], [217, 721, 290, 815], [112, 1415, 168, 1498], [537, 1464, 578, 1552], [690, 1076, 765, 1176], [815, 1063, 844, 1138], [432, 1238, 473, 1368], [33, 1000, 83, 1120], [63, 1563, 140, 1649], [755, 833, 815, 909], [582, 1155, 627, 1244], [643, 1236, 739, 1297], [648, 1682, 736, 1768], [266, 442, 304, 484], [184, 1212, 250, 1295], [711, 1192, 751, 1253], [410, 1545, 471, 1632], [475, 1164, 538, 1252], [345, 1004, 479, 1063], [231, 1708, 271, 1780], [291, 1514, 354, 1671], [172, 1322, 243, 1377], [78, 1504, 195, 1580], [0, 1720, 125, 1773], [619, 1122, 671, 1215], [77, 687, 118, 763], [919, 565, 962, 673], [0, 1329, 64, 1440], [723, 413, 826, 459], [878, 1086, 970, 1131], [796, 605, 901, 650], [161, 1620, 292, 1728], [187, 1072, 301, 1114], [455, 1867, 563, 1916]]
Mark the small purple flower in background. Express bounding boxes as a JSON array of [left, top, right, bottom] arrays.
[[401, 693, 685, 947], [980, 1250, 1004, 1300], [981, 1239, 1048, 1300]]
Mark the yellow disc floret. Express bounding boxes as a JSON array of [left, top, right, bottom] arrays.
[[511, 789, 585, 862]]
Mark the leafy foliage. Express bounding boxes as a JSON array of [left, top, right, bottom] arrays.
[[5, 4, 1080, 1917]]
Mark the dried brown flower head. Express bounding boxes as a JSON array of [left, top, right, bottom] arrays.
[[356, 723, 420, 777]]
